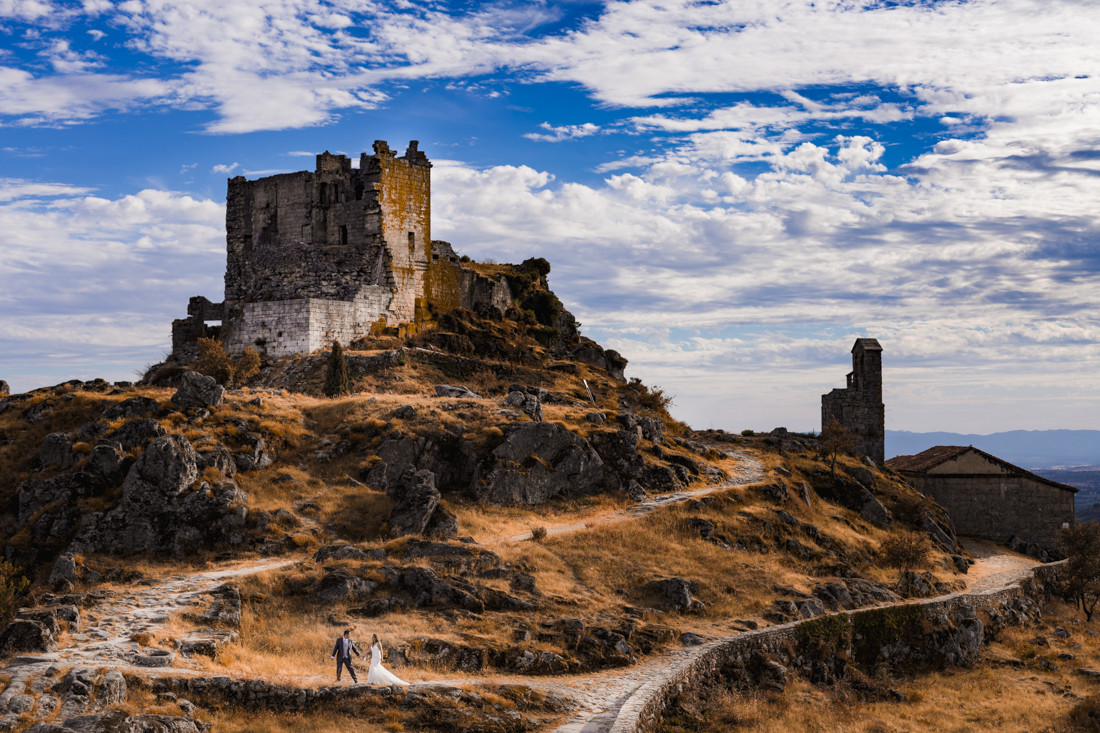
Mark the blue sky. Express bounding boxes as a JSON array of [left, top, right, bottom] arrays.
[[2, 0, 1099, 434]]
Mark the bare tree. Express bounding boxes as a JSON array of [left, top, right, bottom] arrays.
[[881, 531, 932, 589], [1059, 522, 1100, 621], [817, 419, 854, 474]]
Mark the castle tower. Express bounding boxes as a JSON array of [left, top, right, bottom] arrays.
[[821, 338, 885, 464], [216, 140, 435, 355], [170, 139, 513, 358]]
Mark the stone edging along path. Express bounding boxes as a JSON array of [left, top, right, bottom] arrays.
[[602, 561, 1052, 733]]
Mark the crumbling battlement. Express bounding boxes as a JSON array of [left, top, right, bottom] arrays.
[[821, 338, 885, 464], [172, 140, 511, 357]]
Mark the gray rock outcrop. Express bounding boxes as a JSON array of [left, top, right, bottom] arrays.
[[434, 384, 480, 399], [858, 488, 892, 529], [48, 553, 79, 589], [388, 468, 441, 537], [479, 422, 609, 505], [73, 434, 247, 557], [171, 371, 225, 409], [40, 433, 75, 469]]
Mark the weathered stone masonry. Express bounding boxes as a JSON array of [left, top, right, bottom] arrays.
[[887, 446, 1076, 552], [172, 140, 511, 357], [822, 338, 885, 464]]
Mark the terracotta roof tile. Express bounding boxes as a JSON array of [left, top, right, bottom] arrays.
[[885, 445, 970, 473], [886, 445, 1077, 493]]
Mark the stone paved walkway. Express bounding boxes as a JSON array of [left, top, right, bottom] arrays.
[[9, 558, 296, 674]]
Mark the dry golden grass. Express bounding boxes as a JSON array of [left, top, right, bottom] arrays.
[[188, 565, 457, 683], [455, 493, 628, 544], [659, 600, 1100, 733]]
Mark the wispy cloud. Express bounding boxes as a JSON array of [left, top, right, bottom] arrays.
[[523, 121, 600, 142]]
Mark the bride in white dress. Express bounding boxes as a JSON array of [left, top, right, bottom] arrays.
[[366, 634, 409, 686]]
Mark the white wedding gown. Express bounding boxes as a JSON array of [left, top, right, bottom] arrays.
[[366, 642, 408, 686]]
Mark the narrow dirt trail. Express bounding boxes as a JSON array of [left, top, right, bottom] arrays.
[[495, 450, 765, 543]]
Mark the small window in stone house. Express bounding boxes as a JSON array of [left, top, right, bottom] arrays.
[[355, 182, 364, 200], [339, 225, 348, 245], [408, 231, 415, 250], [319, 182, 328, 204]]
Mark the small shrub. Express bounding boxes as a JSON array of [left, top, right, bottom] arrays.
[[1068, 695, 1100, 731], [880, 531, 932, 578], [0, 560, 29, 626], [235, 346, 261, 382], [816, 419, 854, 473], [529, 526, 548, 542], [1058, 521, 1100, 621], [741, 429, 755, 437], [196, 337, 233, 384]]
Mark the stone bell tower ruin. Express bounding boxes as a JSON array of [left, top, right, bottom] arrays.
[[171, 140, 510, 356], [821, 338, 885, 464]]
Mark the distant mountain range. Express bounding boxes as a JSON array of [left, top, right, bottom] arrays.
[[886, 430, 1100, 470]]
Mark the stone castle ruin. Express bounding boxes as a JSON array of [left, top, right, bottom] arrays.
[[821, 338, 885, 464], [172, 140, 510, 356]]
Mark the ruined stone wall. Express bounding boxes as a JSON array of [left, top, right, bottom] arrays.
[[821, 339, 884, 464], [174, 140, 514, 357], [909, 474, 1074, 548], [617, 575, 1044, 733], [223, 292, 394, 356], [223, 153, 388, 311], [371, 142, 431, 326]]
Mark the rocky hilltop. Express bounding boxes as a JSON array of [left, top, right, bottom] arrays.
[[0, 256, 1070, 732]]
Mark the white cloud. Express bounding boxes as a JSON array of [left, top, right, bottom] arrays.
[[0, 66, 169, 124], [0, 179, 224, 390], [523, 121, 601, 142], [211, 162, 239, 174], [0, 0, 56, 20]]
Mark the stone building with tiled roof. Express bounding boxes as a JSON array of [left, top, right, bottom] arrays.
[[886, 445, 1075, 552]]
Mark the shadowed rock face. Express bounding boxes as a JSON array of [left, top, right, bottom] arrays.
[[479, 422, 611, 505], [72, 434, 247, 557], [388, 468, 441, 538]]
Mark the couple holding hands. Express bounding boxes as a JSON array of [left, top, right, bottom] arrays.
[[331, 628, 408, 686]]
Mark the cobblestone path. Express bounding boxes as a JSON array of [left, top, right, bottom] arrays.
[[9, 558, 296, 674]]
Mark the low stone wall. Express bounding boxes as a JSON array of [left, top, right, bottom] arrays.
[[612, 570, 1048, 733]]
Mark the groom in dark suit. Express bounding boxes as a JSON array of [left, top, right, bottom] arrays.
[[331, 628, 361, 683]]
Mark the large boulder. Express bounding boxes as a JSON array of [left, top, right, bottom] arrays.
[[858, 488, 893, 529], [0, 380, 8, 395], [0, 617, 58, 654], [367, 434, 479, 493], [171, 371, 225, 409], [25, 711, 210, 733], [40, 433, 75, 469], [647, 577, 705, 612], [101, 396, 159, 421], [434, 384, 480, 399], [389, 468, 441, 537], [105, 419, 166, 451], [478, 422, 611, 505], [49, 553, 79, 589]]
